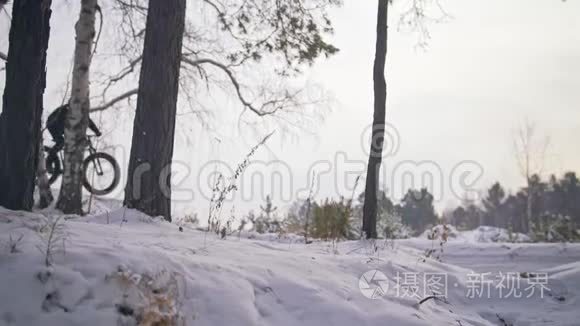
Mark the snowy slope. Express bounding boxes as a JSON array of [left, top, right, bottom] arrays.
[[420, 225, 531, 243], [1, 207, 579, 326]]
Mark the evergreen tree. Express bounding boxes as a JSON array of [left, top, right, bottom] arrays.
[[250, 196, 281, 234], [482, 182, 506, 227], [503, 193, 527, 233], [451, 206, 467, 229], [398, 188, 438, 234], [446, 171, 580, 238], [260, 195, 278, 220], [561, 172, 579, 224]]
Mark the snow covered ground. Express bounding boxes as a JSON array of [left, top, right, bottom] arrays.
[[420, 225, 531, 244], [1, 207, 579, 326]]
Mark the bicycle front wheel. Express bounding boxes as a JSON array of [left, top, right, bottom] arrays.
[[82, 152, 120, 196]]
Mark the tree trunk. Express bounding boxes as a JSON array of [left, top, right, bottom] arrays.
[[0, 0, 52, 211], [56, 0, 97, 214], [123, 0, 186, 222], [526, 179, 532, 233], [36, 133, 54, 208], [362, 0, 388, 239]]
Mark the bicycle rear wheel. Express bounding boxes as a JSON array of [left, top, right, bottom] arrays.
[[82, 152, 120, 196], [45, 154, 61, 185]]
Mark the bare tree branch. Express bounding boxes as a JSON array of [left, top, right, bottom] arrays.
[[90, 88, 138, 112], [102, 54, 142, 93], [92, 0, 336, 136], [114, 0, 147, 12], [96, 55, 287, 117], [513, 119, 551, 179], [0, 51, 7, 61], [182, 57, 281, 117], [398, 0, 452, 49]]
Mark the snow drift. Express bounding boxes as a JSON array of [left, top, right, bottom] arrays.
[[0, 207, 579, 325]]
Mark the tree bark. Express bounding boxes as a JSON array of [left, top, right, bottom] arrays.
[[56, 0, 97, 214], [123, 0, 186, 221], [36, 133, 54, 208], [362, 0, 388, 239], [0, 0, 52, 211], [526, 179, 532, 233]]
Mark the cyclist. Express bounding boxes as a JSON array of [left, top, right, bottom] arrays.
[[46, 103, 102, 157]]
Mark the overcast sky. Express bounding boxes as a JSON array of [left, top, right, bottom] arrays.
[[1, 0, 579, 217], [301, 0, 580, 212]]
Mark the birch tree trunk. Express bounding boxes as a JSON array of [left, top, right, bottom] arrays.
[[56, 0, 97, 214], [526, 178, 532, 233], [36, 134, 54, 208], [124, 0, 186, 221], [0, 0, 52, 211], [513, 120, 549, 234]]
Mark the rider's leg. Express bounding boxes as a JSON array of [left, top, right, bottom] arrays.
[[49, 135, 64, 157], [47, 123, 64, 154]]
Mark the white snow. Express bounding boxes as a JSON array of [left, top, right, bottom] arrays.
[[1, 207, 580, 326], [421, 225, 531, 243]]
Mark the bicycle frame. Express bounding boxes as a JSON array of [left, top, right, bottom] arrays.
[[50, 136, 105, 177], [86, 137, 105, 177]]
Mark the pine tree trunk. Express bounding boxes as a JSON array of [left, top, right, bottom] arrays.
[[362, 0, 388, 239], [56, 0, 97, 214], [123, 0, 186, 222], [0, 0, 52, 211]]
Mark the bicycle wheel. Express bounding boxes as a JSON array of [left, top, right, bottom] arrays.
[[45, 154, 61, 185], [82, 152, 120, 196]]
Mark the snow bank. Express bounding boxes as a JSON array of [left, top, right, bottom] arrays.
[[461, 226, 531, 243], [1, 207, 579, 325], [421, 225, 531, 243]]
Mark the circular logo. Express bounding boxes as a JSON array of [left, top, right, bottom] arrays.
[[359, 269, 389, 299], [360, 123, 401, 159]]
